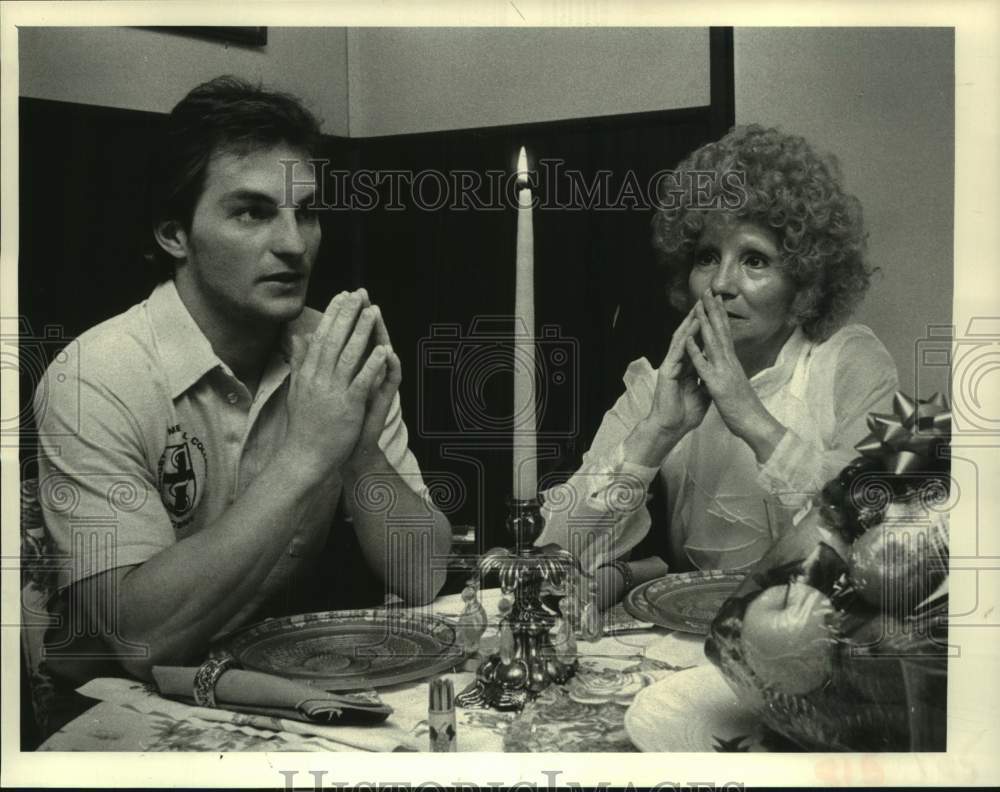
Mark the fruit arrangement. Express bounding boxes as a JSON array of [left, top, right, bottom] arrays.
[[705, 393, 950, 751]]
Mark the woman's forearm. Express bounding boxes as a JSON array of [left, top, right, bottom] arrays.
[[731, 405, 788, 465], [623, 415, 686, 468]]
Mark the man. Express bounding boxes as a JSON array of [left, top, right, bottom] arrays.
[[31, 76, 452, 701]]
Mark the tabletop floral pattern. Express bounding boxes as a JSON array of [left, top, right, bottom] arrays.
[[503, 655, 683, 752]]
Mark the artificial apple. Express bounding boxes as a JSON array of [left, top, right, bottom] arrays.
[[848, 499, 949, 610], [819, 456, 890, 542], [741, 582, 837, 696]]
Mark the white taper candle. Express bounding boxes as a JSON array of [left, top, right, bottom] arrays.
[[513, 146, 537, 500]]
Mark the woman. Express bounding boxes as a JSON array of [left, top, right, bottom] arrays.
[[536, 125, 898, 605]]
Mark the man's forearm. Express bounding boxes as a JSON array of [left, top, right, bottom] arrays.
[[344, 452, 451, 606], [115, 447, 327, 677]]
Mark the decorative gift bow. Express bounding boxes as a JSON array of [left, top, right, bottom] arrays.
[[854, 391, 951, 476]]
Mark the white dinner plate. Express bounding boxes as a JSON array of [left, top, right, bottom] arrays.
[[624, 664, 766, 752]]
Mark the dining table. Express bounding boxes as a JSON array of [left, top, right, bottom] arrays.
[[37, 586, 766, 753]]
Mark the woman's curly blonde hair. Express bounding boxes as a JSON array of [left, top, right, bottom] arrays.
[[651, 125, 874, 341]]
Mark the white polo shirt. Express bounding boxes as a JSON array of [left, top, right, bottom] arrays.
[[34, 279, 429, 636]]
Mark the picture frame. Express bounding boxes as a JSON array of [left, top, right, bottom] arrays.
[[144, 26, 268, 47]]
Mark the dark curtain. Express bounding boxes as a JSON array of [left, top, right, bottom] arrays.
[[18, 97, 714, 549]]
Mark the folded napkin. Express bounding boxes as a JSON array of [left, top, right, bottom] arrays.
[[153, 666, 392, 726], [75, 677, 416, 752]]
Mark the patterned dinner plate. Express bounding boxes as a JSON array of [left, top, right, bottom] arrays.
[[623, 570, 745, 634], [219, 609, 464, 690], [624, 664, 766, 752]]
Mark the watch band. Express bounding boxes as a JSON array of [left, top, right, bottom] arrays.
[[192, 655, 239, 708], [598, 560, 635, 592]]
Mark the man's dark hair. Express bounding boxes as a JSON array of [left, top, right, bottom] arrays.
[[146, 75, 324, 279]]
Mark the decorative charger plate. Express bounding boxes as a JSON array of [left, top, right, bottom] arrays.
[[219, 609, 464, 690], [623, 570, 745, 634], [624, 664, 765, 752]]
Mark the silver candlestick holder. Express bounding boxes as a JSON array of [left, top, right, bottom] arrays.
[[455, 496, 585, 711]]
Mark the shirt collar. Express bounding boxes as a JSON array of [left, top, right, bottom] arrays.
[[749, 326, 809, 395], [147, 280, 223, 399], [148, 281, 323, 400]]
